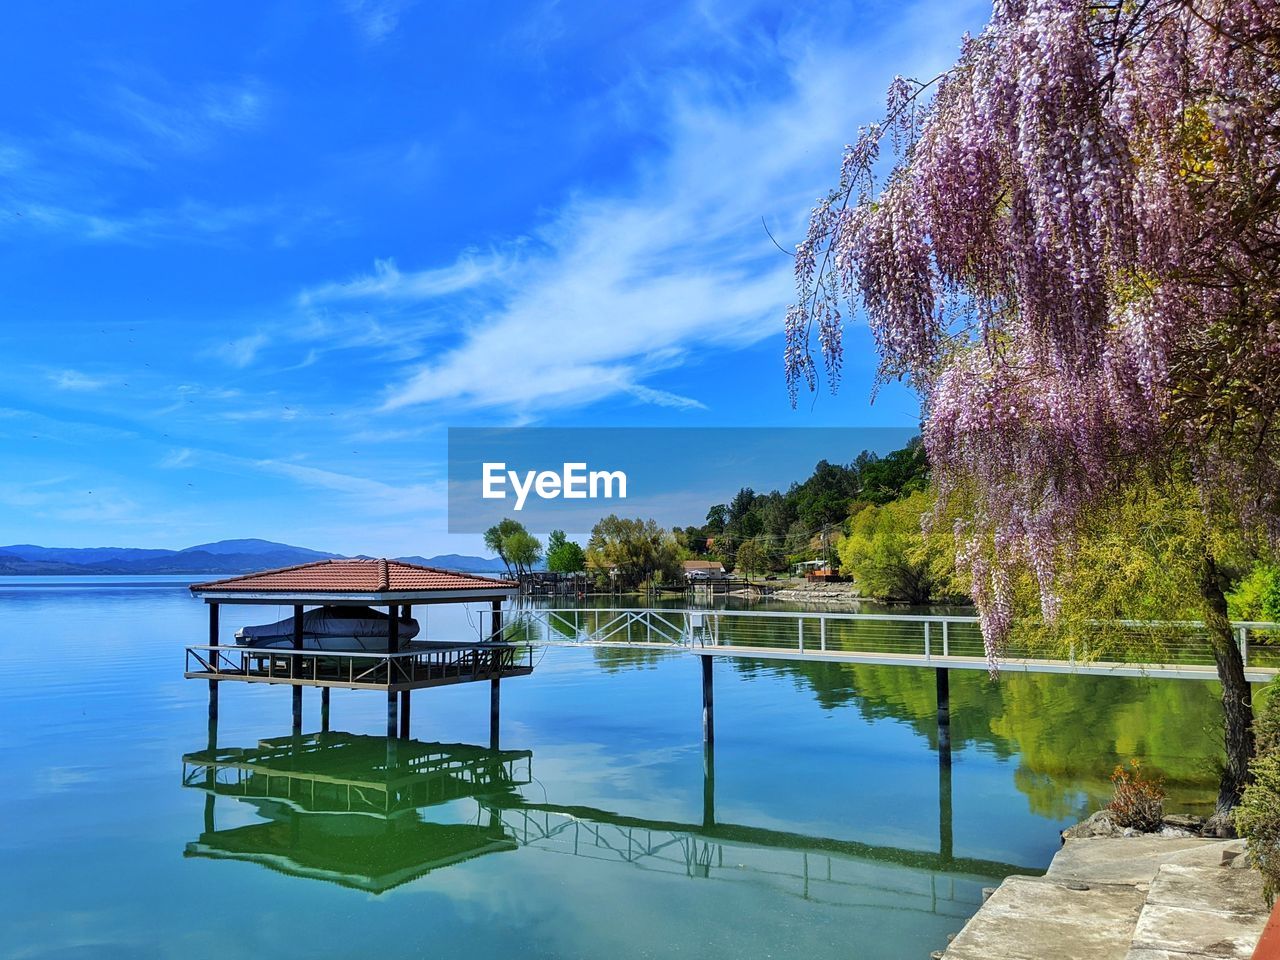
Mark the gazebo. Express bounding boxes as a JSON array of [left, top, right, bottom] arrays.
[[186, 558, 525, 741]]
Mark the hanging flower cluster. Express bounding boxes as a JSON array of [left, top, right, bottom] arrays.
[[787, 0, 1280, 666]]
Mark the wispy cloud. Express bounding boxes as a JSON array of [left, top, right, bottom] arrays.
[[159, 448, 194, 469], [288, 6, 975, 418], [108, 77, 266, 153], [210, 332, 270, 368], [50, 369, 108, 391], [299, 254, 505, 306], [344, 0, 413, 44], [253, 459, 445, 514]]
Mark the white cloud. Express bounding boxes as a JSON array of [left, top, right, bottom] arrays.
[[345, 0, 413, 43], [159, 448, 194, 469], [50, 369, 108, 391], [295, 5, 977, 418], [211, 332, 270, 368]]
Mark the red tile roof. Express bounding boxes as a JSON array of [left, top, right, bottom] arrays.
[[190, 558, 517, 595]]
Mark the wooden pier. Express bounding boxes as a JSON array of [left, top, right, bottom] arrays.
[[186, 559, 525, 742]]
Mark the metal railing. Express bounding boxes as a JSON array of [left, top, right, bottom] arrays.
[[185, 641, 532, 688], [495, 607, 1280, 672]]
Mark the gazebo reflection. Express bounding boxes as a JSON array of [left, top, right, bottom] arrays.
[[182, 732, 532, 893]]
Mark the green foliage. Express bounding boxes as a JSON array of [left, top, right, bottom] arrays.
[[1001, 475, 1258, 660], [483, 518, 541, 577], [683, 438, 932, 565], [1107, 759, 1165, 831], [504, 529, 542, 576], [1256, 678, 1280, 770], [545, 530, 586, 573], [1228, 564, 1280, 622], [585, 515, 682, 590], [734, 538, 766, 577], [1235, 678, 1280, 904], [1234, 753, 1280, 905], [837, 490, 956, 603]]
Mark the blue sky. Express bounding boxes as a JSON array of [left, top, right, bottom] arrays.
[[0, 0, 987, 556]]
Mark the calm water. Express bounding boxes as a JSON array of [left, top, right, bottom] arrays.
[[0, 578, 1231, 959]]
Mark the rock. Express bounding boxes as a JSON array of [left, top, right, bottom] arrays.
[[1163, 813, 1207, 833], [1159, 826, 1197, 838], [1204, 811, 1239, 838], [1062, 809, 1126, 839]]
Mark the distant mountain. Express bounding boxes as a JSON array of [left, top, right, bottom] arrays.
[[0, 541, 507, 576], [398, 553, 509, 573], [178, 539, 341, 559], [0, 544, 177, 564]]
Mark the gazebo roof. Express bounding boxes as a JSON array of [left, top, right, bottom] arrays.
[[190, 558, 518, 604]]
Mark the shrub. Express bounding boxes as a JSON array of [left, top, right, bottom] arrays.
[[1107, 759, 1165, 831], [1256, 677, 1280, 758], [1234, 753, 1280, 906]]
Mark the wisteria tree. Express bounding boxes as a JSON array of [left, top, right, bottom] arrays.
[[787, 0, 1280, 817]]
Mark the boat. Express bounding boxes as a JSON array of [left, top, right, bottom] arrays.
[[235, 605, 421, 652]]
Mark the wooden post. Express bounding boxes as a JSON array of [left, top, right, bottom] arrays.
[[490, 598, 503, 641], [320, 687, 330, 733], [702, 739, 716, 830], [387, 605, 399, 738], [936, 667, 951, 764], [208, 603, 220, 721], [490, 677, 501, 750], [935, 665, 953, 861], [292, 604, 303, 733], [939, 737, 954, 863], [400, 690, 411, 740], [701, 656, 714, 744]]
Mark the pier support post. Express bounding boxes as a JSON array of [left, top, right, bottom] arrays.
[[208, 602, 220, 721], [935, 667, 951, 763], [701, 656, 714, 744], [400, 690, 411, 740], [702, 740, 716, 830], [490, 598, 503, 641], [292, 604, 303, 734], [320, 687, 330, 733], [935, 667, 954, 862], [387, 691, 397, 739], [490, 677, 501, 750]]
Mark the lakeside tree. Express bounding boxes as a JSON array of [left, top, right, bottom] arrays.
[[785, 0, 1280, 817], [483, 519, 542, 577], [734, 538, 766, 579], [839, 490, 956, 604], [585, 515, 683, 590], [545, 529, 587, 573]]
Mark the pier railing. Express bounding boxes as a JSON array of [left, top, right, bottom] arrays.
[[184, 641, 533, 690], [493, 607, 1280, 678]]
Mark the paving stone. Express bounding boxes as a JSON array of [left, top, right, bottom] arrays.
[[1047, 838, 1229, 885], [1129, 902, 1264, 959], [1143, 864, 1269, 918], [944, 876, 1144, 960]]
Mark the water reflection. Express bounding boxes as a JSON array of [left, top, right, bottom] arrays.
[[182, 730, 1030, 916], [183, 734, 531, 892]]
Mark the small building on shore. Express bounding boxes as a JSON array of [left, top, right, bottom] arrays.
[[683, 559, 726, 581]]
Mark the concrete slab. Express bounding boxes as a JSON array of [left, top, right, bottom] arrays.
[[944, 876, 1145, 960], [1047, 838, 1236, 885], [1129, 902, 1264, 959], [1143, 864, 1269, 918]]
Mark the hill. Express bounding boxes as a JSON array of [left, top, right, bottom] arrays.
[[0, 541, 503, 576]]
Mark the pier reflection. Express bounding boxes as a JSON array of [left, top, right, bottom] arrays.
[[183, 733, 530, 892], [182, 730, 1026, 913]]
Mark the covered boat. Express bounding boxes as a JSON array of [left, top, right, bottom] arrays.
[[235, 605, 420, 652]]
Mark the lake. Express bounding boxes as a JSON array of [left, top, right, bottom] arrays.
[[0, 577, 1230, 959]]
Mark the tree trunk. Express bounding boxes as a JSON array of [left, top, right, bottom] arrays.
[[1197, 554, 1255, 818]]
